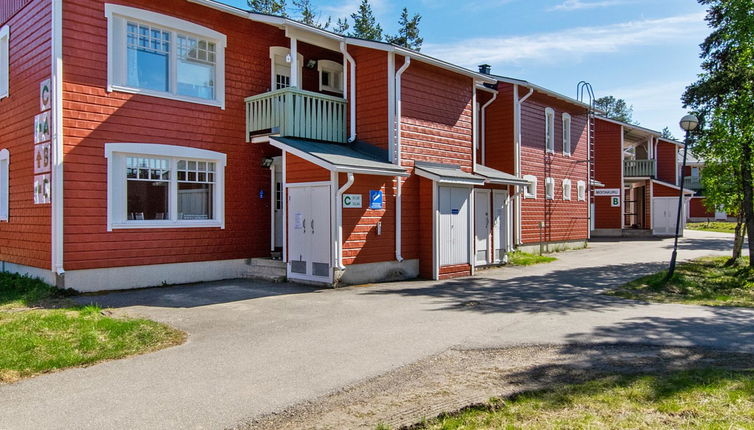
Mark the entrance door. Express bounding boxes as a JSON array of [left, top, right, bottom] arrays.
[[474, 189, 491, 266], [653, 197, 684, 236], [287, 185, 331, 282], [273, 158, 283, 249], [438, 186, 470, 266], [493, 190, 510, 263]]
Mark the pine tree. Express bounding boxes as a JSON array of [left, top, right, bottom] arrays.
[[248, 0, 287, 17], [333, 17, 350, 35], [386, 8, 423, 51], [594, 96, 637, 124], [349, 0, 382, 41], [661, 127, 676, 140], [292, 0, 330, 29]]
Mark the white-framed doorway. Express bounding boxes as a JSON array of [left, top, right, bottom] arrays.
[[287, 182, 332, 282], [492, 190, 511, 264], [474, 189, 491, 266], [438, 185, 472, 267]]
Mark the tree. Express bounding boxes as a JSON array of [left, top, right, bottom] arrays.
[[333, 17, 350, 35], [661, 127, 676, 140], [248, 0, 287, 16], [683, 0, 754, 267], [349, 0, 382, 41], [292, 0, 331, 29], [386, 8, 423, 51], [594, 96, 637, 124]]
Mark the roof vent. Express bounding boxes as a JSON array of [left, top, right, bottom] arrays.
[[478, 64, 491, 74]]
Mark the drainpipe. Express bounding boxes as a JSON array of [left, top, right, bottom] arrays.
[[340, 42, 357, 143], [51, 0, 65, 281], [336, 172, 355, 269], [480, 89, 498, 166], [513, 84, 534, 246], [472, 86, 478, 170], [394, 56, 411, 263]]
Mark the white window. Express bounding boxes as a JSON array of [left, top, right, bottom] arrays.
[[577, 180, 586, 201], [0, 149, 8, 221], [545, 107, 555, 153], [269, 46, 303, 90], [562, 179, 572, 201], [562, 113, 571, 156], [105, 4, 226, 108], [0, 25, 9, 100], [105, 143, 226, 230], [317, 59, 344, 94], [545, 177, 555, 200], [523, 175, 537, 199]]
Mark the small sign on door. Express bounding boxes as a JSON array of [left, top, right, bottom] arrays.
[[611, 197, 620, 207], [369, 190, 383, 210], [343, 194, 362, 208]]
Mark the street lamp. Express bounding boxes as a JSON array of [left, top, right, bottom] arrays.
[[665, 114, 699, 281]]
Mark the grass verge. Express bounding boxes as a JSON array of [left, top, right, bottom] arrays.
[[687, 221, 738, 234], [0, 272, 185, 383], [607, 256, 754, 307], [508, 251, 557, 266], [413, 368, 754, 429]]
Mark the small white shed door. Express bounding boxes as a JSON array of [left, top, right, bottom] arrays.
[[439, 186, 470, 266], [474, 189, 491, 266], [287, 185, 331, 281], [653, 197, 685, 236], [493, 190, 510, 263]]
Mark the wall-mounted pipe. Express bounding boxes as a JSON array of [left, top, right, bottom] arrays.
[[336, 172, 355, 269], [480, 90, 498, 165], [394, 56, 411, 263], [340, 42, 357, 142], [513, 85, 534, 246], [51, 0, 65, 278]]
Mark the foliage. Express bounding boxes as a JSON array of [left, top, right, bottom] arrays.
[[661, 126, 676, 140], [385, 8, 423, 51], [349, 0, 383, 41], [508, 251, 557, 266], [292, 0, 330, 29], [247, 0, 287, 16], [687, 221, 738, 234], [607, 256, 754, 307], [594, 96, 636, 124], [333, 17, 350, 35], [418, 368, 754, 429], [0, 272, 74, 310]]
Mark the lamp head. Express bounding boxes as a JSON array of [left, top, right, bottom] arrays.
[[679, 114, 699, 132]]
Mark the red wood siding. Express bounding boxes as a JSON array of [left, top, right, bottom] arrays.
[[439, 263, 470, 279], [285, 154, 329, 183], [519, 92, 590, 244], [689, 197, 715, 218], [61, 0, 288, 270], [594, 117, 623, 229], [0, 0, 52, 270], [418, 176, 433, 279], [351, 46, 388, 150], [653, 181, 681, 197], [340, 173, 396, 265], [484, 83, 515, 174], [656, 139, 678, 185]]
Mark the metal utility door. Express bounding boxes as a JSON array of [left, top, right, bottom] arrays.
[[439, 186, 470, 266], [653, 197, 684, 236], [493, 190, 510, 263], [287, 185, 331, 281], [474, 189, 491, 266]]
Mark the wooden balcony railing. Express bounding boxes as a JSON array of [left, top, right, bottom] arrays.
[[684, 176, 703, 190], [624, 159, 656, 177], [245, 87, 347, 144]]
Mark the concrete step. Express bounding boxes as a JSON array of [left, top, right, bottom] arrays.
[[247, 258, 287, 282], [621, 229, 653, 237]]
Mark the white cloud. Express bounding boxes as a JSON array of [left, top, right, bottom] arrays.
[[549, 0, 631, 12], [422, 13, 706, 69], [320, 0, 389, 20], [600, 81, 691, 134]]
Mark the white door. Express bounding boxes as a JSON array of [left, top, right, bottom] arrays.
[[475, 189, 491, 266], [439, 186, 470, 266], [493, 190, 510, 263], [287, 185, 331, 281], [653, 197, 685, 236]]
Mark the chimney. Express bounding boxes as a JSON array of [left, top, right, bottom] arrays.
[[478, 64, 491, 75]]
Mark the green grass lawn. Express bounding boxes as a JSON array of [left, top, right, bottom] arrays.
[[0, 272, 184, 383], [508, 251, 557, 266], [687, 221, 738, 234], [415, 368, 754, 429], [607, 256, 754, 307]]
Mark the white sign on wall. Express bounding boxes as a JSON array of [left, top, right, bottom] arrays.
[[40, 79, 52, 111], [34, 143, 51, 174], [611, 196, 621, 207], [595, 188, 621, 197], [34, 174, 51, 205], [34, 112, 51, 144], [343, 194, 362, 208]]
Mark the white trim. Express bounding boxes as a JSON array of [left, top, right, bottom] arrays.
[[104, 4, 227, 109], [472, 84, 478, 169], [340, 42, 357, 142], [480, 89, 498, 165], [269, 46, 303, 90], [267, 140, 406, 177], [562, 112, 572, 156], [0, 24, 9, 100], [414, 168, 485, 186], [432, 181, 439, 280], [317, 59, 343, 94], [335, 172, 354, 270], [282, 151, 287, 262], [523, 174, 537, 199], [52, 0, 64, 275], [0, 149, 8, 221], [270, 162, 276, 252], [105, 143, 227, 164], [577, 180, 586, 201], [545, 107, 555, 153], [562, 178, 572, 201], [545, 177, 555, 200], [387, 52, 395, 162], [285, 181, 332, 188]]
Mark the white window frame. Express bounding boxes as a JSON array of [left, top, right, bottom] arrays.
[[523, 174, 537, 199], [105, 143, 226, 231], [562, 112, 572, 156], [0, 25, 9, 100], [577, 180, 586, 201], [269, 46, 303, 90], [317, 59, 344, 94], [545, 177, 555, 200], [545, 107, 555, 153], [562, 178, 572, 201], [104, 4, 226, 109], [0, 149, 8, 221]]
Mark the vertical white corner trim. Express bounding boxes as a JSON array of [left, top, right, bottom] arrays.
[[340, 42, 356, 142], [289, 37, 299, 88], [514, 85, 534, 246], [387, 52, 395, 162], [0, 24, 9, 100], [468, 187, 475, 275], [432, 181, 439, 280], [270, 163, 276, 252], [394, 56, 410, 263], [0, 149, 8, 222], [330, 171, 338, 268], [51, 0, 64, 275], [335, 172, 354, 269], [282, 151, 288, 262], [472, 84, 478, 170], [620, 126, 625, 228]]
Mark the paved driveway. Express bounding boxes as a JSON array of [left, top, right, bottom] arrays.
[[1, 230, 752, 430]]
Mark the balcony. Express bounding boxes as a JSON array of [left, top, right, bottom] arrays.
[[684, 176, 703, 190], [624, 159, 656, 178], [245, 88, 347, 144]]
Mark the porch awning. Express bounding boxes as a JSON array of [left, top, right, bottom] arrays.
[[591, 179, 606, 188], [474, 164, 530, 186], [414, 162, 486, 185], [269, 137, 408, 176]]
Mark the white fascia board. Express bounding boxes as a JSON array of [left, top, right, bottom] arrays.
[[651, 179, 695, 195], [105, 143, 227, 165], [495, 77, 592, 111], [414, 168, 486, 186], [597, 116, 663, 138], [335, 166, 408, 177]]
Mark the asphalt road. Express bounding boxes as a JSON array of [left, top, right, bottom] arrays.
[[1, 230, 752, 430]]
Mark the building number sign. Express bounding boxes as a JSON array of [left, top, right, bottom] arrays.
[[34, 79, 52, 205]]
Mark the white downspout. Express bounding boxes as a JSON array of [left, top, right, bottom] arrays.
[[513, 84, 534, 246], [394, 56, 411, 263], [51, 0, 64, 279], [340, 42, 357, 142], [480, 90, 498, 166], [472, 85, 478, 170], [336, 172, 355, 269]]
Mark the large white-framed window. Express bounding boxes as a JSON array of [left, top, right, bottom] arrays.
[[545, 107, 555, 153], [105, 143, 226, 231], [562, 113, 572, 156], [0, 25, 9, 100], [317, 59, 344, 94], [545, 177, 555, 200], [523, 174, 537, 199], [0, 149, 8, 221], [577, 180, 586, 201], [105, 4, 226, 109], [269, 46, 303, 90], [562, 178, 572, 201]]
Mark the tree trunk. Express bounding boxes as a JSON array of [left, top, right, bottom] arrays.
[[742, 142, 754, 267], [726, 212, 745, 266]]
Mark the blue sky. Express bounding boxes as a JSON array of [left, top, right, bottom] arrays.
[[220, 0, 710, 137]]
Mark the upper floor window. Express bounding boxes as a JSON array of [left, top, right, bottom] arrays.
[[545, 107, 555, 153], [317, 60, 344, 94], [269, 47, 303, 90], [523, 175, 537, 199], [105, 4, 226, 108], [562, 113, 572, 156], [0, 149, 8, 221], [0, 25, 9, 100]]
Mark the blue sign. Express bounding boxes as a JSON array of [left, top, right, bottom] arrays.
[[451, 208, 460, 215], [369, 190, 384, 209]]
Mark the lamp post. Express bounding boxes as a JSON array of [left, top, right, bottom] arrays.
[[665, 114, 699, 281]]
